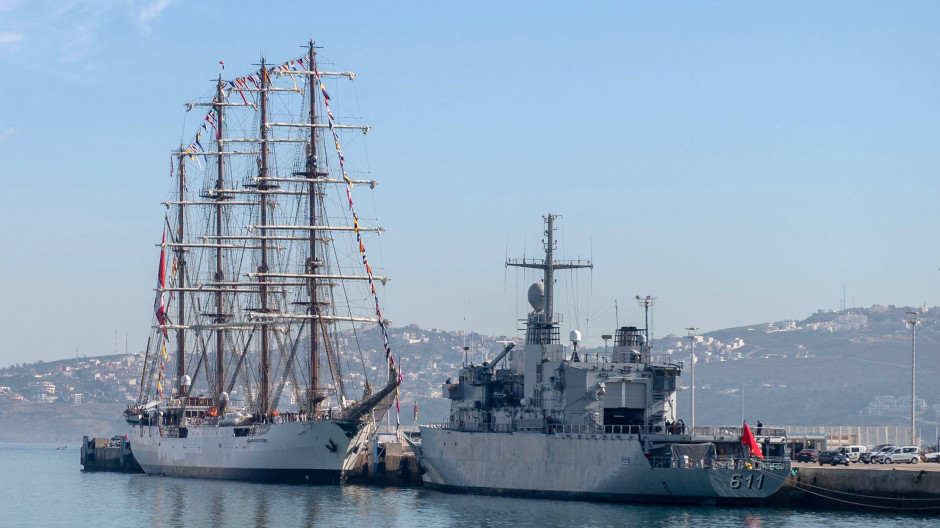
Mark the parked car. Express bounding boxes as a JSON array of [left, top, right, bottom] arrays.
[[796, 448, 818, 462], [818, 450, 850, 466], [837, 445, 867, 462], [860, 444, 891, 464], [869, 445, 897, 464], [922, 451, 940, 463], [884, 446, 921, 464]]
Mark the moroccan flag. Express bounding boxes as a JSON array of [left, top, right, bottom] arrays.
[[154, 228, 167, 327], [742, 422, 763, 459]]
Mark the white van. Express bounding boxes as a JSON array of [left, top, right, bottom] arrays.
[[884, 445, 921, 464], [837, 445, 867, 462]]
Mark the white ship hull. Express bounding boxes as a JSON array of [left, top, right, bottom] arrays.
[[130, 420, 367, 484], [416, 428, 790, 504]]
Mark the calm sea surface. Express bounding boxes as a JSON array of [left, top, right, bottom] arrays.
[[1, 442, 937, 527]]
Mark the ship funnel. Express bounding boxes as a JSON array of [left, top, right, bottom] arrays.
[[527, 282, 545, 312]]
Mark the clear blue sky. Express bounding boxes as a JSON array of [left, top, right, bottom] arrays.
[[1, 1, 939, 366]]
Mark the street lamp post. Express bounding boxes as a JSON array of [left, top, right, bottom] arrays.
[[686, 327, 699, 433], [907, 311, 919, 445]]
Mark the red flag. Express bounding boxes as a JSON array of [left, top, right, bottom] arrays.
[[741, 422, 763, 459], [154, 228, 167, 327]]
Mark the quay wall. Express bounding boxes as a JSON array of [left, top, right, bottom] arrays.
[[769, 466, 940, 511], [80, 436, 143, 473]]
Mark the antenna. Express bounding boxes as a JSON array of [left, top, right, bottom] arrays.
[[506, 214, 592, 346], [636, 295, 656, 344], [686, 327, 699, 432]]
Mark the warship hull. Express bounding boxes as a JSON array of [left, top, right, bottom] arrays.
[[130, 420, 366, 484], [417, 428, 790, 504]]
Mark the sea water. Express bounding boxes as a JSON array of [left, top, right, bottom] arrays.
[[1, 442, 936, 527]]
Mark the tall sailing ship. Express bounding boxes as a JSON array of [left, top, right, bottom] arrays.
[[125, 42, 399, 483], [410, 214, 791, 504]]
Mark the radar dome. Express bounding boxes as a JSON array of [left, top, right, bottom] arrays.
[[219, 391, 229, 402], [180, 375, 192, 388], [527, 282, 545, 311], [569, 330, 581, 343]]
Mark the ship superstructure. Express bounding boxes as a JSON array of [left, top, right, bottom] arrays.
[[125, 41, 399, 484], [411, 214, 790, 504]]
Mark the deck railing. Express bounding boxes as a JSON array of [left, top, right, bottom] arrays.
[[649, 455, 790, 470], [428, 422, 787, 439]]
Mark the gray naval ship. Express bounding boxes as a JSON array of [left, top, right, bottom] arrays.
[[409, 214, 791, 505]]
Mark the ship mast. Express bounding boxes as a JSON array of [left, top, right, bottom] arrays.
[[175, 152, 186, 394], [213, 76, 226, 403], [305, 41, 322, 415], [258, 58, 271, 418], [507, 214, 592, 344]]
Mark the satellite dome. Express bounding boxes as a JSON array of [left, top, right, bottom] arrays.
[[570, 330, 582, 343], [180, 375, 192, 388], [219, 391, 229, 402], [527, 282, 545, 311]]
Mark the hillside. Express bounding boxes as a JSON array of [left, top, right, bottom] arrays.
[[2, 304, 938, 441]]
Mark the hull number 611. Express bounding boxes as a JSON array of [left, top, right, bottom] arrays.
[[730, 474, 764, 489]]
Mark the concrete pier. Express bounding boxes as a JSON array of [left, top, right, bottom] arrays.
[[768, 463, 940, 511], [345, 432, 422, 486], [80, 435, 143, 473]]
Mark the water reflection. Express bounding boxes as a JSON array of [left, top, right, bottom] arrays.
[[55, 457, 940, 528]]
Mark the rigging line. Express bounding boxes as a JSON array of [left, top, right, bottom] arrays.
[[189, 344, 206, 396], [326, 206, 358, 394], [135, 336, 153, 405], [269, 322, 304, 411], [782, 478, 940, 511], [225, 329, 256, 395], [322, 179, 372, 387], [315, 69, 393, 363], [764, 467, 940, 503], [184, 327, 210, 392], [585, 236, 592, 341]]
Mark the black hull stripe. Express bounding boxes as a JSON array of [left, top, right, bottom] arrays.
[[144, 466, 343, 485], [422, 482, 771, 507]]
